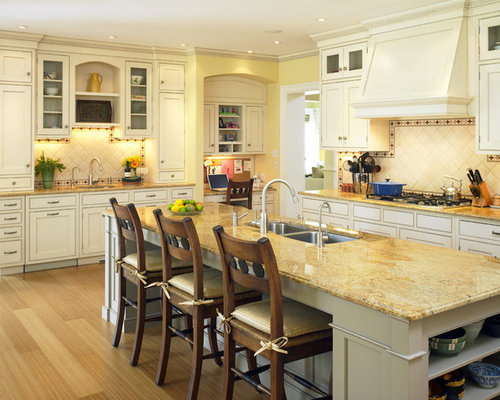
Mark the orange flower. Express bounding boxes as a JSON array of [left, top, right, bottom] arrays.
[[131, 160, 138, 168]]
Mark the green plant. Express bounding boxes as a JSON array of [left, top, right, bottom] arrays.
[[34, 151, 66, 176]]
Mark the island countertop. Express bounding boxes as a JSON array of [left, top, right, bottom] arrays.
[[103, 202, 500, 322]]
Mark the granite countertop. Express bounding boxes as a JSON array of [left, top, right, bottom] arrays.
[[204, 183, 275, 196], [103, 202, 500, 322], [0, 182, 195, 197], [299, 189, 500, 222]]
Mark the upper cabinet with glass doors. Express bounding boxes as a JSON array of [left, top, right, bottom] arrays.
[[480, 15, 500, 61], [37, 54, 70, 137], [125, 62, 152, 137], [321, 43, 366, 81]]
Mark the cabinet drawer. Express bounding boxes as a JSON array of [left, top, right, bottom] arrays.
[[172, 187, 193, 199], [302, 211, 349, 229], [0, 212, 22, 226], [416, 214, 452, 233], [399, 229, 452, 249], [81, 191, 129, 206], [0, 241, 22, 265], [254, 192, 275, 204], [0, 198, 22, 211], [301, 197, 348, 216], [459, 238, 500, 257], [383, 209, 413, 226], [204, 193, 226, 203], [353, 220, 396, 237], [353, 204, 381, 221], [29, 195, 77, 209], [0, 176, 31, 190], [459, 220, 500, 242], [133, 190, 167, 203], [159, 170, 185, 181], [0, 226, 22, 239]]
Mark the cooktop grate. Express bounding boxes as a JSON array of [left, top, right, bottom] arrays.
[[366, 191, 472, 208]]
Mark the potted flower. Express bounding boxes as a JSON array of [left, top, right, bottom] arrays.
[[34, 151, 65, 189], [122, 155, 142, 177]]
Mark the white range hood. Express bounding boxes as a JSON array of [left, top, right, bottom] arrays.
[[352, 16, 472, 118]]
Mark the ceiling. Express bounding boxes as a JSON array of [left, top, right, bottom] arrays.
[[2, 0, 449, 56]]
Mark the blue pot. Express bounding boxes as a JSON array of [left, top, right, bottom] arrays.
[[371, 180, 406, 196]]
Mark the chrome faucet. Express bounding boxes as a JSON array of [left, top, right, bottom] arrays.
[[71, 166, 80, 189], [260, 179, 299, 235], [317, 201, 331, 247], [89, 158, 103, 185]]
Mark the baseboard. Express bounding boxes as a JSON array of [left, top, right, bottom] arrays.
[[24, 258, 77, 273], [0, 265, 24, 276]]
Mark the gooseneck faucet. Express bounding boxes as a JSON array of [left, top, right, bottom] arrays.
[[89, 158, 103, 185], [71, 166, 80, 189], [260, 179, 299, 235], [317, 201, 331, 247]]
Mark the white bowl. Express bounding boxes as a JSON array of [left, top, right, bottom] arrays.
[[131, 75, 144, 84], [44, 87, 59, 96]]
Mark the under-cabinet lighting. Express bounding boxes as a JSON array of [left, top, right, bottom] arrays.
[[18, 25, 29, 30], [180, 43, 187, 47], [316, 17, 327, 22], [247, 50, 253, 54], [107, 35, 117, 39], [274, 41, 281, 45]]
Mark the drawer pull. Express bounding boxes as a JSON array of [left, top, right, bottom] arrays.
[[47, 212, 59, 216], [47, 201, 60, 204], [4, 217, 17, 221], [4, 250, 17, 255], [4, 203, 17, 207], [177, 192, 187, 195], [3, 231, 17, 235], [492, 231, 500, 236], [146, 194, 156, 198]]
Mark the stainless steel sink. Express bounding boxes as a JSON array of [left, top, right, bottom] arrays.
[[267, 221, 309, 235], [284, 231, 358, 244]]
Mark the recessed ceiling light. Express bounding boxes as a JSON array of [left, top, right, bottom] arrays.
[[274, 41, 281, 45], [108, 35, 117, 39], [247, 50, 253, 54], [18, 25, 29, 30], [264, 29, 282, 35], [180, 43, 186, 47], [316, 17, 327, 22]]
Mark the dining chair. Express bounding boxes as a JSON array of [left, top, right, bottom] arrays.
[[226, 178, 254, 209]]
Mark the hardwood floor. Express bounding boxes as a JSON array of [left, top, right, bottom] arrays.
[[0, 264, 264, 400]]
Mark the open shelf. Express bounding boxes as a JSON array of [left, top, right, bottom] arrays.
[[75, 91, 119, 97], [462, 381, 500, 400], [429, 333, 500, 380]]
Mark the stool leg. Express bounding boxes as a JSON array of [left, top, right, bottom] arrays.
[[186, 314, 194, 349], [245, 349, 261, 387], [112, 268, 126, 347], [156, 293, 173, 385], [208, 317, 222, 366], [270, 353, 285, 400], [130, 282, 146, 366], [222, 330, 236, 400], [187, 309, 204, 400]]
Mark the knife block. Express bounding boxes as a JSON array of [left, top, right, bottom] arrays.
[[471, 181, 492, 207]]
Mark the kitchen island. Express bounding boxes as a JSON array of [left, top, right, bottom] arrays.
[[103, 203, 500, 400]]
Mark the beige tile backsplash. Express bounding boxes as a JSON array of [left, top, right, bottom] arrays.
[[344, 123, 500, 196], [34, 129, 143, 185]]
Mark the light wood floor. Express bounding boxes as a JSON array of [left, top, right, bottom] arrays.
[[0, 264, 264, 400]]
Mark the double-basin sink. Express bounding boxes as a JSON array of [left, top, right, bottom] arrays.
[[249, 221, 358, 245]]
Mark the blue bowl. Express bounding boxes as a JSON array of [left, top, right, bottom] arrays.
[[467, 362, 500, 388]]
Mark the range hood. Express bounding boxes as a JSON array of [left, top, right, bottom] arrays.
[[352, 17, 472, 118]]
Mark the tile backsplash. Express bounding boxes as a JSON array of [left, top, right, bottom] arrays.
[[341, 120, 500, 196], [34, 129, 144, 186]]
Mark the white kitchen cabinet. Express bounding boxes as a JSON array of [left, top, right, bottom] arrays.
[[399, 228, 452, 248], [353, 220, 397, 237], [0, 50, 32, 83], [158, 93, 185, 178], [158, 63, 184, 92], [321, 43, 366, 81], [477, 63, 500, 153], [204, 104, 216, 153], [0, 197, 24, 272], [36, 54, 70, 137], [245, 105, 264, 153], [479, 15, 500, 61], [125, 62, 152, 137], [216, 104, 243, 153], [0, 85, 32, 190]]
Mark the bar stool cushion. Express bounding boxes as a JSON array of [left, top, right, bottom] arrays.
[[123, 249, 191, 272], [169, 268, 250, 299], [231, 297, 331, 338]]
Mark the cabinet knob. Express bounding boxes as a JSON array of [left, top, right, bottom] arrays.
[[127, 126, 131, 129], [160, 160, 164, 164], [27, 71, 31, 76], [12, 181, 16, 185], [343, 66, 347, 71], [64, 125, 68, 128], [343, 136, 347, 140], [171, 174, 175, 178], [161, 80, 164, 84], [338, 136, 342, 140], [248, 144, 251, 147], [26, 163, 30, 168]]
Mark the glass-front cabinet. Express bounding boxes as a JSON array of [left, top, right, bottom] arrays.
[[125, 62, 152, 137], [321, 42, 366, 81], [480, 15, 500, 61], [218, 105, 243, 153], [37, 54, 69, 137]]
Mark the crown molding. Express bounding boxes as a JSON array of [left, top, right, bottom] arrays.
[[310, 24, 367, 43], [190, 47, 278, 62], [0, 30, 44, 42], [278, 48, 318, 62]]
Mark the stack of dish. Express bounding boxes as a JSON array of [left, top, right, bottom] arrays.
[[484, 314, 500, 337], [463, 319, 485, 343], [429, 328, 466, 356], [466, 362, 500, 388], [440, 370, 465, 400]]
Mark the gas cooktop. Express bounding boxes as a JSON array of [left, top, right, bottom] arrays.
[[366, 192, 472, 208]]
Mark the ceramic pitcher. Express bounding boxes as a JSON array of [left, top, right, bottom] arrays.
[[88, 72, 102, 92]]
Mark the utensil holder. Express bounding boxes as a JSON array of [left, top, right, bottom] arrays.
[[471, 181, 492, 207], [352, 173, 370, 194]]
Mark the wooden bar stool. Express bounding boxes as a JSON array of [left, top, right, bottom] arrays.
[[109, 198, 192, 367], [226, 178, 254, 209], [213, 225, 333, 400], [153, 209, 262, 400]]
